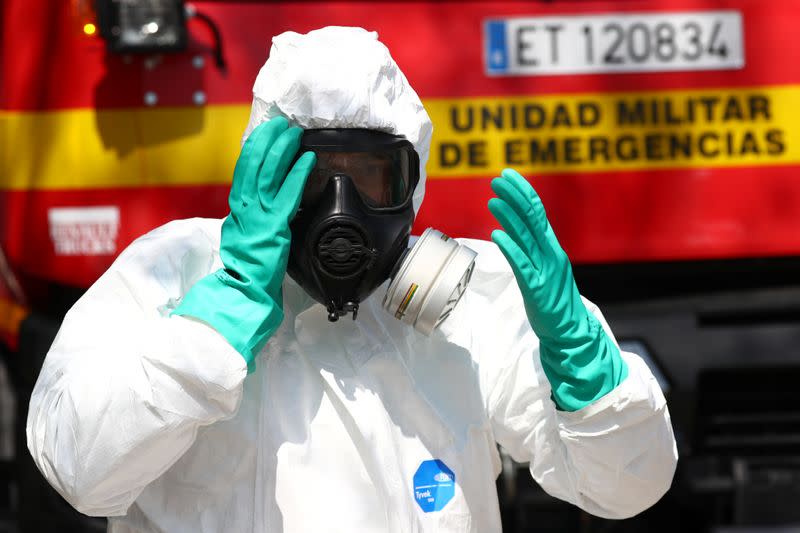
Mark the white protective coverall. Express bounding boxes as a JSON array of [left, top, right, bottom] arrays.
[[27, 27, 678, 533]]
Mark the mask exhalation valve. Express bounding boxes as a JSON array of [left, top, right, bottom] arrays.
[[317, 225, 375, 276]]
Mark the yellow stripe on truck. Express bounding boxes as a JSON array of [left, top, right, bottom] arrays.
[[425, 85, 800, 177], [0, 104, 250, 191], [2, 85, 800, 191]]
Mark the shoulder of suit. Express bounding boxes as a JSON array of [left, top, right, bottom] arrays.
[[114, 218, 224, 266], [455, 237, 513, 275]]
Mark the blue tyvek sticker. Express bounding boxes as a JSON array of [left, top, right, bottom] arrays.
[[485, 19, 509, 74], [413, 459, 455, 513]]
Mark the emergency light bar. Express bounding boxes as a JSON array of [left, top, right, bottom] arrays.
[[96, 0, 187, 53]]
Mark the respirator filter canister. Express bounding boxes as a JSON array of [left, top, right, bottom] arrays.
[[383, 228, 477, 335]]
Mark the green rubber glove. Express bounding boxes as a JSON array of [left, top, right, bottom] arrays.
[[172, 117, 316, 370], [488, 168, 628, 411]]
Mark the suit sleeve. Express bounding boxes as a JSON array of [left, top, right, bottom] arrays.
[[451, 238, 677, 519], [26, 219, 248, 517]]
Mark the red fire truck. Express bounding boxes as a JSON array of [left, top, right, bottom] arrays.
[[2, 1, 800, 531]]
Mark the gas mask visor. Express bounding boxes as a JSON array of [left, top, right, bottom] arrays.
[[299, 129, 418, 209], [289, 129, 476, 335]]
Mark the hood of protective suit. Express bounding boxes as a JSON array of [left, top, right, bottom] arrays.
[[243, 26, 433, 214]]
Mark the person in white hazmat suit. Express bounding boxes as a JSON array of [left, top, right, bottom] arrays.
[[27, 26, 677, 533]]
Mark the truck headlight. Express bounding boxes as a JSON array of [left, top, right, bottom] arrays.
[[96, 0, 186, 53]]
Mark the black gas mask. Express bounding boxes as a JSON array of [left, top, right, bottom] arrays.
[[288, 129, 477, 333], [288, 129, 418, 321]]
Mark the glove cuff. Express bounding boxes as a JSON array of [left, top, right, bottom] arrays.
[[171, 270, 283, 371], [539, 315, 629, 411]]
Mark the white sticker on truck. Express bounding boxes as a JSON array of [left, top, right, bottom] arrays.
[[485, 11, 744, 76], [48, 206, 120, 256]]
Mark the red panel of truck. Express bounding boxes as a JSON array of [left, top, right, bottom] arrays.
[[2, 0, 799, 288]]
